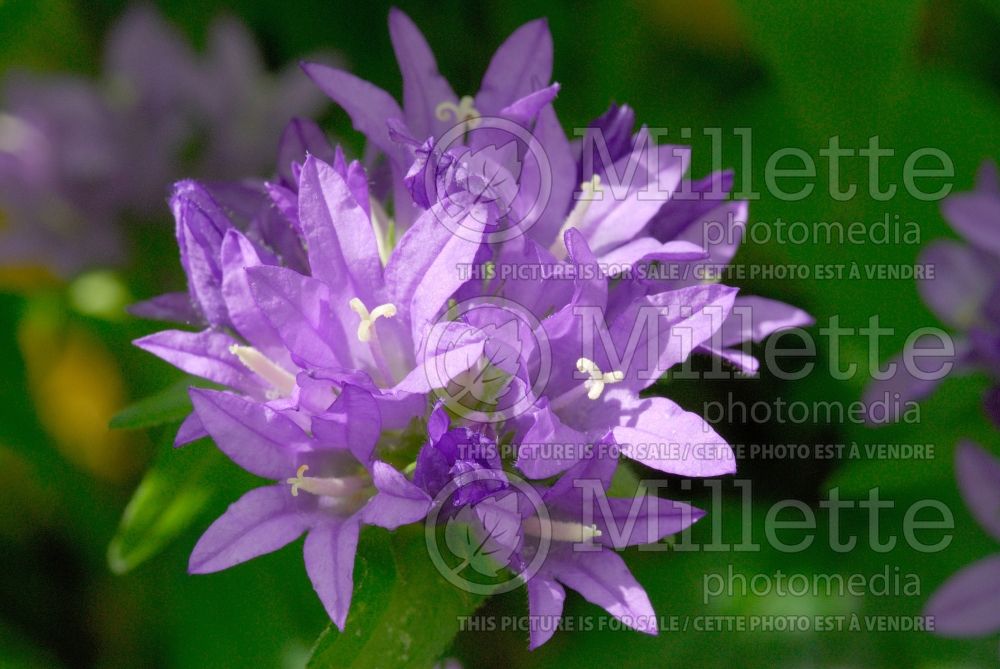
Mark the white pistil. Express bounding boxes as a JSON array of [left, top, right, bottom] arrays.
[[548, 357, 626, 413], [524, 516, 603, 542], [349, 298, 397, 343], [550, 175, 602, 259], [349, 297, 399, 386], [286, 465, 366, 499], [576, 357, 624, 400], [229, 345, 295, 398], [435, 96, 482, 130]]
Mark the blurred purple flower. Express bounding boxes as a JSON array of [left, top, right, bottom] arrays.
[[924, 441, 1000, 642], [0, 5, 328, 276], [865, 161, 1000, 426]]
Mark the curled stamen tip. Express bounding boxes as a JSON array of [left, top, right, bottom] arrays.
[[351, 298, 398, 342], [371, 303, 397, 319], [287, 464, 310, 497], [435, 96, 481, 126], [434, 101, 456, 122], [575, 358, 624, 401], [349, 298, 367, 316]]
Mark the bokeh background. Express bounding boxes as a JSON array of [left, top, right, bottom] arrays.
[[1, 0, 999, 667]]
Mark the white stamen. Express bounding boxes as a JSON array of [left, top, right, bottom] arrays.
[[286, 465, 367, 499], [550, 175, 602, 259], [524, 516, 603, 542], [435, 96, 482, 130], [576, 357, 624, 400], [229, 345, 296, 397], [349, 298, 397, 342]]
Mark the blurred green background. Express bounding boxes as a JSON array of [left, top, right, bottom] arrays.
[[1, 0, 999, 666]]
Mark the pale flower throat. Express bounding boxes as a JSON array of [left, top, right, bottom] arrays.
[[286, 465, 369, 514], [523, 516, 603, 542], [286, 464, 366, 498]]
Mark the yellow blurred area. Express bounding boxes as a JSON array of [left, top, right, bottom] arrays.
[[637, 0, 746, 55], [18, 310, 144, 483], [0, 264, 62, 292]]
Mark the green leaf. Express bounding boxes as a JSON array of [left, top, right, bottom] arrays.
[[107, 428, 225, 574], [608, 460, 644, 497], [308, 526, 484, 669], [110, 379, 195, 430]]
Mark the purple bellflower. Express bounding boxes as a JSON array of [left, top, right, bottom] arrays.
[[134, 153, 488, 443], [504, 229, 741, 479], [462, 453, 704, 648], [302, 9, 572, 234], [306, 9, 813, 376], [187, 383, 430, 629], [924, 441, 1000, 648], [562, 106, 814, 375], [305, 7, 812, 387]]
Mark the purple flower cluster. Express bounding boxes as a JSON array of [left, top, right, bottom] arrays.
[[0, 5, 327, 275], [865, 161, 1000, 427], [133, 10, 810, 648]]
